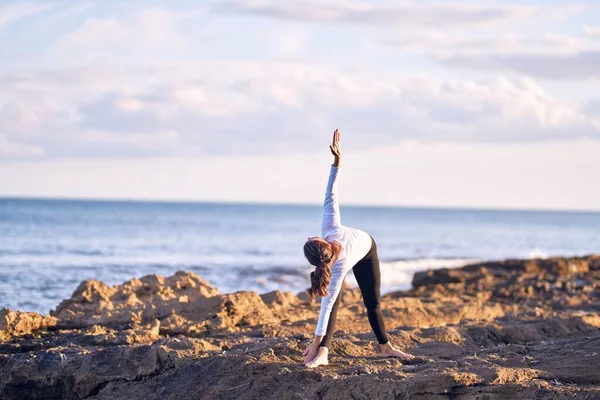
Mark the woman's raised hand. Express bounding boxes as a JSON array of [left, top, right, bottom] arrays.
[[329, 129, 342, 166]]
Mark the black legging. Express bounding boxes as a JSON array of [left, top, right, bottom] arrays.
[[319, 236, 389, 348]]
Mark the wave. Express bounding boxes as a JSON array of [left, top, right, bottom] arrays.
[[0, 248, 107, 257], [345, 257, 481, 293], [528, 247, 549, 259], [211, 258, 482, 295]]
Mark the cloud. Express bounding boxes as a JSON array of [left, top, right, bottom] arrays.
[[586, 99, 600, 129], [586, 99, 600, 114], [0, 63, 597, 160], [583, 25, 600, 40], [387, 29, 597, 80], [441, 50, 600, 80], [0, 1, 597, 160], [77, 69, 596, 146], [0, 2, 54, 30], [214, 1, 535, 28], [56, 8, 188, 64], [387, 32, 582, 55], [0, 135, 44, 157]]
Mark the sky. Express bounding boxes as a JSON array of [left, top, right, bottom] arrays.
[[0, 0, 599, 211]]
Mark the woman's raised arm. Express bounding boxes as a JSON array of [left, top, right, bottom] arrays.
[[321, 129, 343, 235]]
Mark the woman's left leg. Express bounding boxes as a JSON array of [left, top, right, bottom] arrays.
[[352, 239, 389, 345], [354, 238, 418, 361]]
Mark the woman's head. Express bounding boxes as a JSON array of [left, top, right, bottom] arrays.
[[304, 237, 341, 301]]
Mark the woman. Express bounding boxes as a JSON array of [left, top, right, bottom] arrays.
[[303, 129, 419, 368]]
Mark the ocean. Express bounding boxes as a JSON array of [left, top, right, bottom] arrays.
[[1, 198, 598, 314]]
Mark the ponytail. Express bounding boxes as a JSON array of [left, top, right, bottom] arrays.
[[304, 239, 341, 301]]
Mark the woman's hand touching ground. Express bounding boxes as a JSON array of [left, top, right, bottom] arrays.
[[304, 337, 330, 368], [330, 129, 342, 167], [305, 346, 329, 368], [303, 341, 320, 366]]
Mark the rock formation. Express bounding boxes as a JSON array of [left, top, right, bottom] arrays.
[[1, 255, 599, 399]]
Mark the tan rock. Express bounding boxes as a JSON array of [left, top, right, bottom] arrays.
[[51, 271, 219, 328], [2, 257, 600, 400], [0, 308, 57, 341]]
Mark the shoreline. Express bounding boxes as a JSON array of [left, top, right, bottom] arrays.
[[0, 256, 482, 315], [1, 255, 600, 399]]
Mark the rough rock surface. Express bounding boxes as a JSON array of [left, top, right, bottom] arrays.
[[1, 255, 600, 399]]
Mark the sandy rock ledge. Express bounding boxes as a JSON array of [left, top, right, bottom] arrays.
[[1, 256, 600, 399]]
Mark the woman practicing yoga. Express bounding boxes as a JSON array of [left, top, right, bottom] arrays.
[[303, 129, 419, 368]]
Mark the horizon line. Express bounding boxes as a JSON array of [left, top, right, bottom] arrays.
[[1, 194, 599, 215]]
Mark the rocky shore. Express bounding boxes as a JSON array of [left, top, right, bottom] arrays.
[[1, 255, 600, 399]]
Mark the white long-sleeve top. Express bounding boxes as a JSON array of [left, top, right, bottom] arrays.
[[315, 165, 373, 336]]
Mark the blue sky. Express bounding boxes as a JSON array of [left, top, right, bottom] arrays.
[[1, 1, 599, 210]]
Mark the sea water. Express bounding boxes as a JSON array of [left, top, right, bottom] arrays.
[[1, 198, 598, 314]]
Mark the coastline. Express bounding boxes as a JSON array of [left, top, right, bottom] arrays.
[[1, 255, 600, 399]]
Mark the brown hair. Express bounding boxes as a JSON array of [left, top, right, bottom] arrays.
[[304, 238, 341, 301]]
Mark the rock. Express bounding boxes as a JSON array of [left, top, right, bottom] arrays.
[[412, 268, 465, 287], [156, 336, 219, 369], [587, 254, 600, 270], [523, 258, 589, 276], [80, 320, 161, 346], [71, 345, 160, 398], [491, 367, 549, 384], [296, 290, 311, 302], [0, 308, 57, 341], [340, 288, 363, 304], [405, 370, 485, 394], [260, 290, 298, 309], [2, 258, 600, 399], [412, 256, 594, 289], [534, 335, 600, 385], [51, 271, 219, 328]]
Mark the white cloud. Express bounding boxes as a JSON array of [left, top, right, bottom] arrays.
[[586, 99, 600, 128], [583, 25, 600, 39], [0, 63, 597, 159], [0, 1, 598, 161], [441, 50, 600, 80], [0, 2, 53, 30], [387, 31, 582, 55], [543, 33, 580, 50], [83, 129, 180, 150], [0, 99, 72, 137], [385, 29, 595, 81], [0, 135, 44, 157], [214, 1, 535, 28], [56, 8, 188, 63]]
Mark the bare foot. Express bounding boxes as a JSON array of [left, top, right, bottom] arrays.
[[380, 342, 413, 359], [381, 346, 414, 360], [306, 347, 329, 368], [381, 344, 432, 365]]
